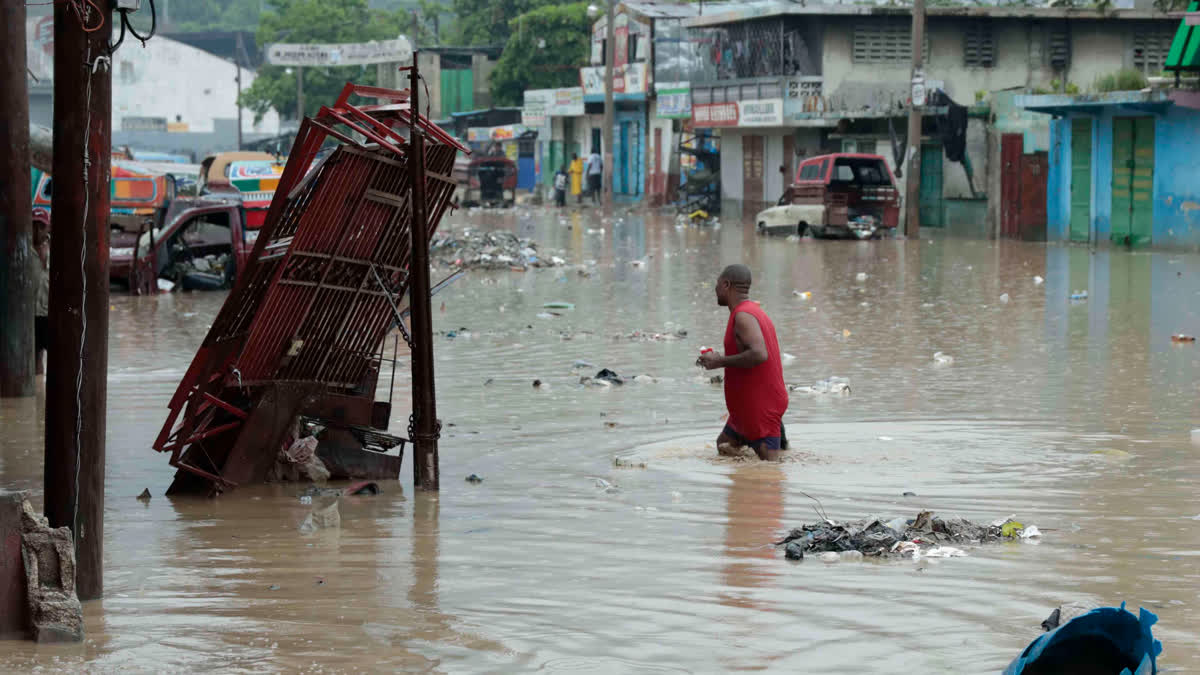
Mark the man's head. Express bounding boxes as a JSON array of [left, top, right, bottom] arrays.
[[715, 264, 752, 307]]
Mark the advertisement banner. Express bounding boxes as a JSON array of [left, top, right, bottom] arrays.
[[266, 37, 413, 67], [525, 87, 585, 118], [580, 62, 649, 98], [468, 124, 528, 142], [739, 98, 784, 127], [655, 82, 691, 119], [692, 102, 738, 127]]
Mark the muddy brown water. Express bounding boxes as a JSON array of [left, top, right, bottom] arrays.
[[3, 207, 1200, 672]]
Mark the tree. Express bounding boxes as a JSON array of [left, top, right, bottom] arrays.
[[238, 0, 406, 122], [447, 0, 560, 46], [489, 3, 592, 106]]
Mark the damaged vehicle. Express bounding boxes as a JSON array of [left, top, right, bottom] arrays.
[[754, 153, 900, 239], [460, 155, 516, 208]]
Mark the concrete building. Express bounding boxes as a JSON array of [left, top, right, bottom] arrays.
[[376, 47, 502, 120], [26, 14, 283, 161], [682, 3, 1179, 232], [1019, 90, 1200, 250], [572, 1, 704, 202]]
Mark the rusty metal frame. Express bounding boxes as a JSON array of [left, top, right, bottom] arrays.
[[153, 77, 467, 491]]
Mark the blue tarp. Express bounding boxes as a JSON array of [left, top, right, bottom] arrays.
[[1004, 603, 1161, 675]]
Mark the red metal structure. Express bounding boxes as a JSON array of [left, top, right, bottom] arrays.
[[153, 78, 467, 495]]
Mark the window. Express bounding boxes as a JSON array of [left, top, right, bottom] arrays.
[[1132, 29, 1175, 74], [628, 33, 639, 64], [853, 20, 927, 64], [799, 163, 820, 180], [963, 21, 995, 68], [1048, 27, 1070, 69]]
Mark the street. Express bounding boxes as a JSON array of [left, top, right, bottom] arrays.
[[2, 207, 1199, 671]]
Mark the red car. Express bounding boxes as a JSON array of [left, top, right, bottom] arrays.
[[775, 153, 901, 239]]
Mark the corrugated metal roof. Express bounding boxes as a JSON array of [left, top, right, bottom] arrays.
[[1166, 2, 1200, 71]]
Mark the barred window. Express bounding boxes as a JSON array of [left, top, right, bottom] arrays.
[[963, 22, 995, 68], [1132, 29, 1175, 74], [1048, 27, 1070, 69], [853, 21, 927, 64]]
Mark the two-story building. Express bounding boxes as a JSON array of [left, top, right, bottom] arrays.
[[683, 3, 1178, 233], [533, 1, 704, 203]]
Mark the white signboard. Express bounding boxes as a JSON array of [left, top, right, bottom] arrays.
[[524, 87, 585, 117], [266, 37, 413, 67], [739, 98, 784, 127], [580, 63, 649, 97]]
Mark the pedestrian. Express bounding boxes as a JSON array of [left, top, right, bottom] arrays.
[[553, 165, 568, 207], [586, 147, 603, 204], [697, 264, 790, 461], [568, 153, 584, 204], [32, 220, 50, 376]]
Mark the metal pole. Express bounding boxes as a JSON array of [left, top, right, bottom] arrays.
[[904, 0, 925, 239], [602, 0, 615, 211], [408, 56, 440, 491], [46, 0, 111, 601], [0, 0, 35, 398], [296, 65, 304, 124]]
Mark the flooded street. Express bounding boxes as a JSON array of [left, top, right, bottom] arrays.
[[4, 207, 1200, 673]]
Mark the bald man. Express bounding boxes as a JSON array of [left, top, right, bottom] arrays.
[[697, 264, 790, 461]]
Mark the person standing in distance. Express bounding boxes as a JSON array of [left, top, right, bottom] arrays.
[[697, 264, 790, 461], [585, 147, 603, 204]]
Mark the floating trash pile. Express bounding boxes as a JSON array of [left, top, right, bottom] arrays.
[[789, 376, 850, 395], [777, 510, 1041, 562], [431, 229, 566, 270]]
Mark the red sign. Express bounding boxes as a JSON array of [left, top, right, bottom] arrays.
[[692, 103, 739, 127]]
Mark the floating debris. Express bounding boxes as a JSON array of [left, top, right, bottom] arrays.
[[617, 328, 688, 342], [777, 510, 1041, 561], [789, 377, 850, 395], [431, 229, 567, 270]]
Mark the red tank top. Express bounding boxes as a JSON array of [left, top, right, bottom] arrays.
[[723, 300, 789, 441]]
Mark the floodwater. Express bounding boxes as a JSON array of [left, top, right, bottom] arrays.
[[3, 206, 1200, 673]]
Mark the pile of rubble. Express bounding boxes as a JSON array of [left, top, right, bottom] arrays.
[[431, 229, 566, 270], [776, 510, 1041, 561]]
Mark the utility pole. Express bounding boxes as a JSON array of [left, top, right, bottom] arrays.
[[0, 0, 35, 398], [46, 0, 111, 602], [296, 66, 305, 125], [602, 1, 616, 211], [408, 56, 440, 491], [904, 0, 926, 239], [235, 32, 245, 150]]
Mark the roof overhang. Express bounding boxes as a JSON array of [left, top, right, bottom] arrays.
[[1015, 90, 1174, 116]]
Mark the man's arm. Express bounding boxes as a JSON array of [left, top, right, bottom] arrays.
[[698, 312, 768, 370]]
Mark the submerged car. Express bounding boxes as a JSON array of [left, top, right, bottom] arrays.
[[754, 153, 900, 239]]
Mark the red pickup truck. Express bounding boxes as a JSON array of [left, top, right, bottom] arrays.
[[117, 197, 260, 295], [754, 153, 900, 239]]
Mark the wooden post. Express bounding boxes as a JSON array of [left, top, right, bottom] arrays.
[[904, 0, 926, 239], [0, 0, 35, 398], [409, 56, 440, 491], [45, 0, 111, 601]]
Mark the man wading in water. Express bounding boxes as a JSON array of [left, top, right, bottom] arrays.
[[697, 265, 790, 461]]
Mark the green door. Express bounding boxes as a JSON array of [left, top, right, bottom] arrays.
[[439, 69, 474, 116], [918, 144, 944, 227], [1069, 118, 1092, 242], [1111, 117, 1155, 247]]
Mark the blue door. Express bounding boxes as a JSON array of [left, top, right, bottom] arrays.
[[619, 122, 631, 194]]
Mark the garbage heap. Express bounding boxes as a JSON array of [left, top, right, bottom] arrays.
[[431, 230, 566, 270], [777, 510, 1040, 561]]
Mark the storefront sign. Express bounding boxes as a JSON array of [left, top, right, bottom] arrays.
[[739, 98, 784, 127], [692, 102, 739, 127], [656, 82, 691, 119], [524, 87, 585, 120], [580, 62, 649, 98], [467, 124, 528, 142], [784, 76, 827, 118], [266, 37, 413, 67], [121, 116, 168, 132]]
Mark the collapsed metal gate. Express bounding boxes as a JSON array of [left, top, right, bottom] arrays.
[[153, 80, 468, 495]]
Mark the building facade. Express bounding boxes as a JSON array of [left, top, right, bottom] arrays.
[[1019, 90, 1200, 250], [682, 4, 1178, 231]]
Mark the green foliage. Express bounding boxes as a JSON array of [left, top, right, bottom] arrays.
[[448, 0, 561, 46], [1153, 0, 1192, 10], [238, 0, 406, 122], [1093, 68, 1149, 93], [488, 3, 592, 107], [150, 0, 265, 32]]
